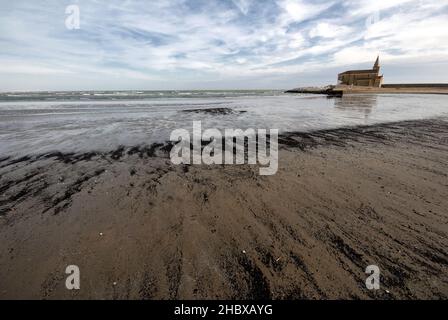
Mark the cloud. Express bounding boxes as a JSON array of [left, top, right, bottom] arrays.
[[344, 0, 416, 16], [0, 61, 75, 75], [278, 0, 334, 24], [0, 0, 447, 90], [309, 23, 353, 38]]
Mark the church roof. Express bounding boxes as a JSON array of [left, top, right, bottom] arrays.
[[338, 56, 381, 76], [338, 69, 377, 75]]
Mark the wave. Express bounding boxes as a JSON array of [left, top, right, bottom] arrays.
[[0, 90, 284, 102]]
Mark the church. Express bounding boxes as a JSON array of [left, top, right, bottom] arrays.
[[337, 56, 383, 87]]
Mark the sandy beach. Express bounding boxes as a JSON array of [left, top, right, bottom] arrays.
[[0, 118, 447, 299]]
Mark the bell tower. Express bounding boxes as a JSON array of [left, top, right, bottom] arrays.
[[373, 56, 380, 73]]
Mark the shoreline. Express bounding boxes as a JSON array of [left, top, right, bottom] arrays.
[[286, 85, 448, 96], [1, 118, 447, 299]]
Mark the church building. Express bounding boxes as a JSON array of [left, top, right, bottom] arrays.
[[337, 56, 383, 87]]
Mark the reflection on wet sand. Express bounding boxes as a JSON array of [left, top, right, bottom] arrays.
[[333, 95, 377, 119]]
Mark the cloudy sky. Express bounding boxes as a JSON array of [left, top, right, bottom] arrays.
[[1, 0, 448, 91]]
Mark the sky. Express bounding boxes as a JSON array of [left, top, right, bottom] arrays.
[[1, 0, 448, 91]]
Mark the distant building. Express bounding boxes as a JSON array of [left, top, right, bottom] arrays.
[[337, 56, 383, 87]]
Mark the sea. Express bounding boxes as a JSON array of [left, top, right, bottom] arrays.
[[0, 90, 447, 156]]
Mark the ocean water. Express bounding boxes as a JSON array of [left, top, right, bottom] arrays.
[[0, 90, 447, 156]]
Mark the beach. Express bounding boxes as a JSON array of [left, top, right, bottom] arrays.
[[2, 0, 448, 307], [1, 118, 447, 299]]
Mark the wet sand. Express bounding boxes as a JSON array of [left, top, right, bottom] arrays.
[[0, 119, 447, 299]]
